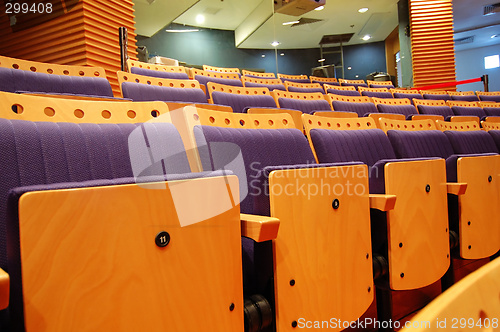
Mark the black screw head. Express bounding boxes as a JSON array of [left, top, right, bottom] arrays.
[[425, 184, 431, 193], [368, 286, 371, 293], [292, 321, 298, 328], [332, 198, 340, 210], [399, 242, 403, 248], [229, 303, 235, 311], [155, 231, 170, 248], [366, 253, 369, 259], [468, 221, 471, 226], [468, 245, 472, 250], [488, 175, 493, 183], [400, 273, 405, 278], [290, 279, 295, 286]]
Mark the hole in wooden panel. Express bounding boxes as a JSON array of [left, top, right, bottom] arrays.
[[63, 70, 69, 75], [356, 122, 361, 127], [180, 83, 185, 88], [101, 110, 111, 119], [47, 68, 53, 74], [239, 119, 245, 126], [30, 66, 36, 72], [225, 118, 231, 125], [254, 120, 260, 126], [337, 123, 341, 127], [158, 82, 163, 86], [346, 123, 351, 128], [123, 76, 128, 81], [151, 110, 160, 118], [193, 113, 199, 121], [282, 119, 288, 125], [12, 104, 23, 114], [308, 120, 313, 124], [327, 122, 331, 127], [317, 121, 322, 126], [147, 81, 151, 85], [209, 116, 215, 123], [74, 109, 84, 118], [79, 71, 85, 76], [44, 107, 55, 117], [191, 83, 196, 88], [12, 63, 19, 69], [268, 120, 274, 126], [94, 71, 100, 76], [127, 110, 136, 119]]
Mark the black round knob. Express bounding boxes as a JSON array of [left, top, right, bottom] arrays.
[[155, 231, 170, 247], [332, 199, 340, 210]]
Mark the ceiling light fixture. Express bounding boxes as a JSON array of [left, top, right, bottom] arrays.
[[318, 58, 326, 62], [261, 54, 266, 58], [165, 29, 200, 33], [358, 7, 369, 13], [491, 34, 499, 38], [283, 20, 300, 26], [315, 5, 324, 11], [196, 14, 205, 24], [271, 41, 280, 47], [362, 35, 371, 41], [280, 53, 285, 56]]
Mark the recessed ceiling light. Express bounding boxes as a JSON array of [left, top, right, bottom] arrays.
[[358, 7, 368, 13], [355, 75, 359, 78], [271, 41, 280, 47], [347, 66, 352, 70], [314, 5, 324, 11], [362, 35, 371, 41], [491, 34, 499, 39], [280, 53, 285, 56], [261, 54, 266, 58], [283, 20, 300, 26], [318, 58, 326, 62], [196, 14, 205, 24], [165, 29, 200, 33]]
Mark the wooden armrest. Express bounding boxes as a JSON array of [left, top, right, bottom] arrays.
[[240, 213, 280, 242], [369, 194, 397, 211], [447, 182, 467, 195], [0, 267, 9, 310]]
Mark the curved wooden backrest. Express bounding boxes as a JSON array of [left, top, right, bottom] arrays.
[[0, 54, 107, 78], [477, 91, 500, 97], [378, 118, 437, 133], [419, 89, 447, 95], [190, 68, 240, 80], [447, 90, 475, 96], [367, 80, 393, 86], [326, 94, 372, 103], [339, 78, 366, 84], [390, 88, 422, 96], [277, 73, 308, 80], [241, 76, 283, 86], [0, 91, 170, 123], [313, 111, 358, 118], [207, 82, 270, 102], [358, 87, 390, 94], [436, 120, 481, 132], [126, 59, 187, 74], [323, 84, 356, 93], [445, 100, 480, 107], [372, 97, 411, 106], [246, 108, 303, 131], [479, 101, 500, 108], [482, 121, 500, 131], [401, 258, 500, 332], [310, 76, 338, 83], [203, 65, 241, 74], [284, 81, 322, 89], [413, 99, 447, 107], [271, 91, 326, 107], [241, 70, 275, 78], [117, 71, 201, 89]]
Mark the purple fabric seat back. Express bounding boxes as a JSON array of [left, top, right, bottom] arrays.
[[370, 84, 395, 89], [130, 67, 189, 80], [479, 95, 500, 102], [312, 80, 340, 87], [393, 92, 423, 104], [278, 98, 331, 114], [422, 93, 451, 101], [287, 86, 325, 94], [444, 131, 499, 154], [0, 67, 113, 97], [194, 75, 243, 99], [376, 104, 418, 117], [387, 130, 454, 159], [340, 82, 368, 90], [211, 91, 276, 113], [0, 120, 190, 273], [483, 107, 500, 116], [488, 130, 500, 151], [450, 94, 480, 102], [416, 104, 454, 117], [451, 106, 486, 118], [244, 82, 286, 91], [279, 78, 310, 84], [360, 91, 394, 99], [330, 100, 378, 117], [121, 82, 207, 103], [326, 89, 361, 96]]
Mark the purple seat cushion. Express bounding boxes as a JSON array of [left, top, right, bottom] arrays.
[[450, 94, 480, 102], [370, 84, 395, 89], [444, 130, 499, 154], [279, 78, 310, 84], [211, 91, 276, 113], [326, 89, 361, 97], [451, 106, 486, 118], [361, 91, 394, 99], [121, 82, 207, 103], [483, 107, 500, 116], [130, 67, 189, 80], [341, 82, 368, 90], [387, 130, 454, 159], [244, 82, 286, 91], [330, 100, 378, 117], [0, 67, 113, 97], [422, 93, 452, 101], [278, 98, 331, 114], [479, 95, 500, 102], [393, 92, 423, 104], [287, 86, 325, 94], [377, 104, 418, 117], [488, 130, 500, 151], [416, 105, 454, 117], [312, 80, 340, 87], [194, 75, 243, 99]]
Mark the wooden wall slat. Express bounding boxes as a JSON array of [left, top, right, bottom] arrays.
[[410, 0, 456, 90]]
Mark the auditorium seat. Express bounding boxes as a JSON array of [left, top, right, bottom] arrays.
[[358, 87, 394, 99], [241, 69, 276, 79], [476, 91, 500, 102], [303, 114, 451, 322], [326, 95, 378, 117], [185, 108, 377, 332], [390, 89, 423, 104], [277, 73, 310, 84], [127, 59, 189, 80], [479, 101, 500, 116], [0, 92, 245, 331], [309, 76, 340, 86], [284, 81, 324, 94], [271, 90, 332, 114], [367, 80, 395, 89], [203, 64, 241, 77], [190, 69, 243, 99], [447, 90, 480, 102], [413, 99, 455, 118], [324, 84, 362, 96], [339, 78, 368, 90], [372, 97, 419, 119], [207, 83, 276, 113], [445, 100, 485, 123], [241, 76, 286, 91], [421, 90, 452, 101]]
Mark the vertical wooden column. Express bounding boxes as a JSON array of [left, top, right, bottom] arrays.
[[0, 0, 137, 96], [409, 0, 456, 90]]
